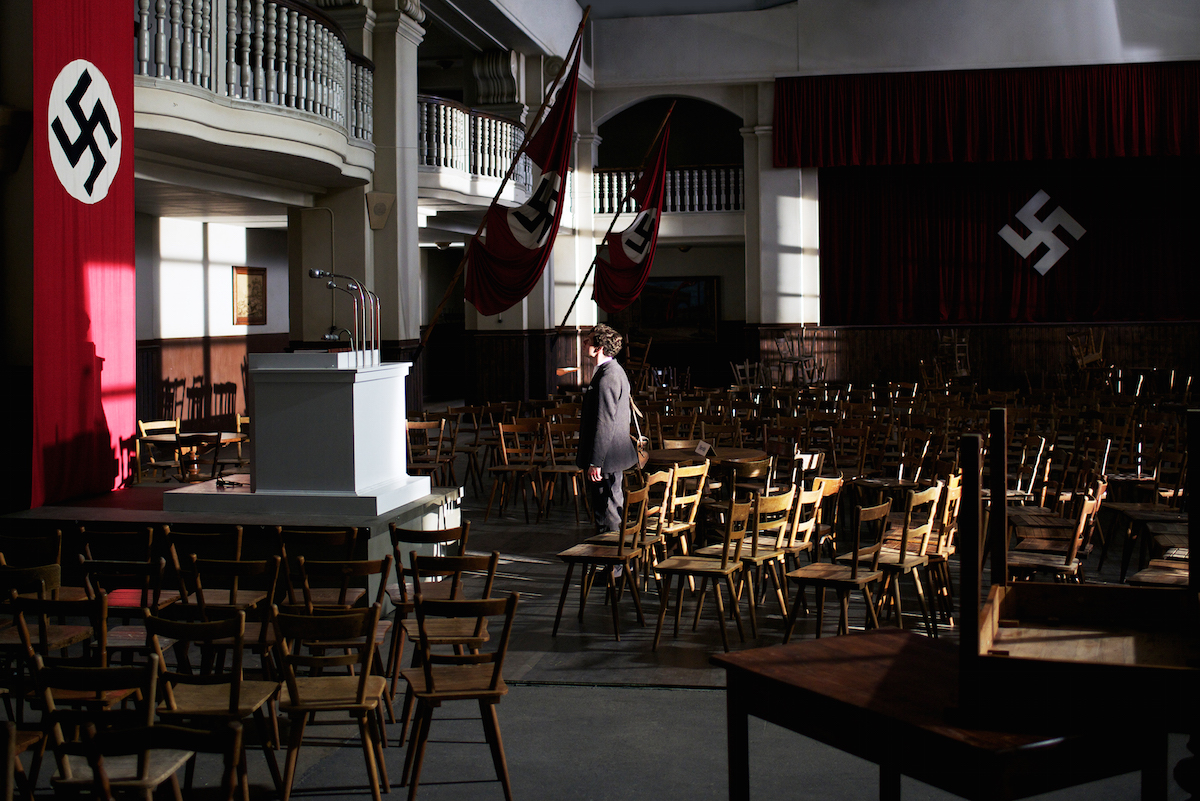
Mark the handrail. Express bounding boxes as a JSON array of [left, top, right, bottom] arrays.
[[417, 94, 533, 193]]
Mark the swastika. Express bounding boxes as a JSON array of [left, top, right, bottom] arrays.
[[620, 209, 658, 263], [508, 173, 561, 249], [998, 190, 1085, 275], [51, 69, 118, 196], [48, 60, 121, 204]]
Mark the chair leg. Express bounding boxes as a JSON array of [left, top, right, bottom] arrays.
[[652, 574, 674, 650], [726, 573, 746, 644], [480, 700, 514, 801], [711, 576, 731, 652], [606, 570, 622, 642], [252, 707, 284, 795], [552, 561, 575, 637], [357, 714, 383, 801], [403, 700, 435, 792], [911, 567, 934, 637], [280, 713, 308, 801]]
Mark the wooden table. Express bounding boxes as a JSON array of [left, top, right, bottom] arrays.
[[1103, 502, 1188, 582], [645, 446, 768, 467], [711, 628, 1160, 801]]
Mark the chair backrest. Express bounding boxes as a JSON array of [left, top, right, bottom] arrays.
[[642, 467, 674, 536], [713, 498, 753, 570], [933, 476, 963, 555], [403, 551, 499, 609], [35, 653, 159, 782], [831, 426, 868, 477], [750, 486, 796, 553], [175, 431, 224, 481], [1063, 488, 1104, 566], [145, 610, 245, 718], [272, 604, 382, 705], [411, 589, 519, 695], [886, 481, 943, 566], [664, 461, 710, 531], [294, 555, 392, 612], [138, 419, 179, 437], [497, 422, 541, 466], [612, 482, 650, 557], [0, 562, 62, 597], [787, 487, 823, 550], [543, 421, 582, 467], [407, 419, 445, 462], [389, 521, 470, 574], [185, 555, 281, 620], [847, 498, 893, 578], [447, 405, 487, 448], [0, 529, 62, 568], [275, 526, 359, 604], [164, 524, 244, 597], [13, 590, 109, 666], [700, 421, 743, 449], [89, 723, 243, 801], [730, 457, 774, 501], [80, 556, 167, 611]]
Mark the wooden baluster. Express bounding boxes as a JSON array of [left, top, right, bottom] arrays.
[[251, 0, 264, 101], [264, 1, 277, 103], [286, 10, 298, 108], [238, 0, 251, 99], [155, 0, 169, 78], [181, 0, 193, 83], [227, 0, 239, 96], [277, 6, 289, 104], [305, 17, 316, 112], [169, 0, 182, 80], [200, 0, 212, 90], [138, 0, 152, 76], [192, 0, 205, 87]]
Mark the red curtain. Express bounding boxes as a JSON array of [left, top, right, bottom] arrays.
[[32, 0, 135, 505], [818, 157, 1199, 325], [775, 62, 1200, 168]]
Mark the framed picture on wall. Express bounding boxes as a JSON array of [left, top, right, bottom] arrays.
[[233, 266, 267, 325], [632, 276, 720, 343]]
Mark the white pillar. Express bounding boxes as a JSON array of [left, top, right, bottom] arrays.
[[372, 8, 425, 343]]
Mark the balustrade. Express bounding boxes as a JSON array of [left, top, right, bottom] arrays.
[[593, 165, 744, 214], [135, 0, 371, 142], [418, 95, 533, 194]]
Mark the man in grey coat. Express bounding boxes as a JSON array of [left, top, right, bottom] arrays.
[[576, 324, 638, 535]]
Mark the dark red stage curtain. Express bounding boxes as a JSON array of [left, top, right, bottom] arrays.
[[774, 62, 1200, 168], [818, 157, 1198, 326], [31, 0, 135, 506]]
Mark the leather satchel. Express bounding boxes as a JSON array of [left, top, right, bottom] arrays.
[[631, 399, 650, 470]]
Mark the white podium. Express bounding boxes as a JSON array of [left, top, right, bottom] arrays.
[[163, 352, 431, 516]]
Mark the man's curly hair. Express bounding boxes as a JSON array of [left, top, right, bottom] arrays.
[[589, 324, 623, 358]]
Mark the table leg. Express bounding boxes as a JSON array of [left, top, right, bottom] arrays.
[[726, 677, 750, 801]]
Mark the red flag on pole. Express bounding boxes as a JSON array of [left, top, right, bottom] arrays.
[[593, 123, 671, 313], [464, 49, 581, 316]]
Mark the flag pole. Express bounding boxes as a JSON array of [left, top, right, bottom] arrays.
[[412, 7, 590, 362], [551, 101, 675, 345]]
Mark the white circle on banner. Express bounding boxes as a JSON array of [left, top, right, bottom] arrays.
[[47, 59, 121, 204]]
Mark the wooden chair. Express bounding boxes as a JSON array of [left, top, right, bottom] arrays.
[[393, 552, 500, 747], [659, 461, 710, 562], [35, 654, 195, 801], [653, 413, 697, 448], [446, 405, 488, 496], [0, 529, 62, 570], [697, 487, 795, 637], [864, 482, 942, 636], [589, 466, 672, 591], [215, 414, 251, 475], [79, 557, 177, 662], [173, 431, 224, 483], [144, 610, 283, 799], [652, 497, 752, 653], [539, 420, 587, 523], [135, 419, 180, 483], [292, 556, 396, 721], [1008, 489, 1103, 582], [400, 590, 520, 801], [484, 422, 541, 523], [407, 419, 450, 485], [553, 481, 650, 641], [271, 603, 388, 801], [783, 497, 893, 640]]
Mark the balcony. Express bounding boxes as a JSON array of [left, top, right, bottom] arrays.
[[594, 165, 745, 243], [417, 94, 533, 209], [134, 0, 375, 200]]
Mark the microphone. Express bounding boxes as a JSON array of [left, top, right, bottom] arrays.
[[309, 269, 332, 278]]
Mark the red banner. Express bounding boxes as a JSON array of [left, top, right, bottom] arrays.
[[594, 124, 671, 313], [464, 50, 581, 316], [31, 0, 135, 505]]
